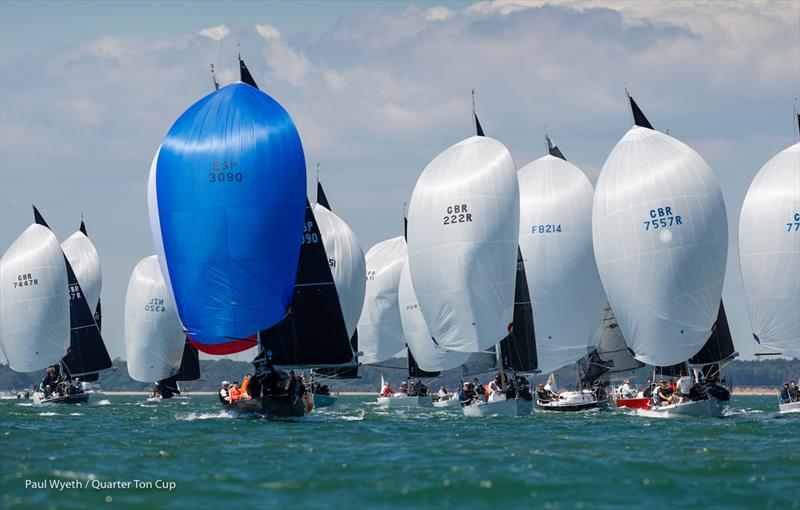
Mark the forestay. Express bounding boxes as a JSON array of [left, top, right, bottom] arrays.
[[149, 82, 306, 349], [0, 224, 70, 372], [593, 119, 728, 366], [518, 153, 604, 373], [407, 135, 519, 353], [739, 142, 800, 358], [398, 259, 470, 372], [124, 256, 185, 382], [357, 236, 407, 364]]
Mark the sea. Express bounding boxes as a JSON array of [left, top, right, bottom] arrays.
[[1, 395, 797, 510]]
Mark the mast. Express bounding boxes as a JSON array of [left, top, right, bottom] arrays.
[[472, 89, 485, 137], [210, 64, 220, 91]]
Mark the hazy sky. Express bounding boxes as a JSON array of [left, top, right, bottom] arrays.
[[1, 0, 798, 363]]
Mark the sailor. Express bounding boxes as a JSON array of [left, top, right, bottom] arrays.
[[789, 381, 800, 402], [536, 383, 550, 402], [619, 379, 633, 398], [437, 385, 448, 400], [674, 370, 693, 402], [544, 375, 558, 395], [472, 378, 484, 397], [44, 384, 52, 398], [459, 382, 475, 405], [240, 374, 252, 398], [228, 382, 242, 402], [40, 366, 57, 392], [779, 383, 790, 404], [642, 378, 655, 398], [486, 375, 505, 402], [287, 370, 297, 396], [219, 381, 230, 402], [295, 376, 306, 397], [72, 378, 82, 395], [654, 380, 672, 407], [380, 381, 394, 396], [398, 381, 409, 395]]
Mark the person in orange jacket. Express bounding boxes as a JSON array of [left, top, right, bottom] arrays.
[[240, 374, 252, 399], [228, 382, 242, 402]]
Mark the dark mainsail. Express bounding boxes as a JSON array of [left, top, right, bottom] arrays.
[[580, 302, 644, 386], [239, 56, 258, 89], [314, 331, 360, 379], [33, 206, 112, 377], [317, 182, 332, 210], [499, 249, 538, 373], [408, 348, 440, 378], [80, 219, 102, 382], [546, 135, 566, 161], [176, 340, 201, 381], [258, 200, 355, 367], [689, 302, 737, 366], [627, 93, 654, 130], [474, 113, 485, 137]]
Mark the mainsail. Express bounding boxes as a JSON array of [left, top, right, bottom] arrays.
[[592, 95, 728, 366], [739, 141, 800, 358], [498, 249, 538, 373], [124, 256, 185, 382], [34, 207, 112, 376], [407, 115, 519, 353], [580, 301, 645, 385], [0, 223, 70, 372], [518, 141, 604, 373], [357, 236, 408, 364], [149, 63, 306, 350]]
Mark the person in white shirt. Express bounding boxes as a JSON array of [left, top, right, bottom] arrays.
[[619, 379, 634, 398], [544, 375, 558, 395], [437, 385, 448, 399], [673, 370, 693, 403], [487, 375, 506, 402]]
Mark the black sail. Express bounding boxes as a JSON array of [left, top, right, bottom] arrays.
[[176, 340, 201, 381], [239, 56, 258, 89], [546, 135, 566, 161], [408, 348, 439, 378], [80, 220, 102, 381], [33, 207, 112, 376], [580, 302, 644, 385], [474, 113, 485, 137], [499, 248, 538, 372], [317, 182, 332, 210], [315, 331, 360, 379], [628, 93, 654, 130], [689, 302, 736, 366], [258, 200, 355, 367]]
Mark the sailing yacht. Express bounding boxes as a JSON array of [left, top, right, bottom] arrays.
[[593, 93, 733, 418]]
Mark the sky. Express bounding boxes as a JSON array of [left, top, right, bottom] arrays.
[[1, 0, 798, 363]]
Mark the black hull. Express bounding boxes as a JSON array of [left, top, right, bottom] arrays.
[[36, 393, 90, 405], [221, 395, 307, 418]]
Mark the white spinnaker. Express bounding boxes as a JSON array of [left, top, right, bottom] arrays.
[[592, 126, 728, 366], [0, 224, 70, 372], [739, 142, 800, 358], [398, 259, 471, 372], [407, 135, 519, 353], [518, 154, 605, 373], [357, 236, 407, 364], [124, 256, 185, 382], [61, 230, 101, 311], [313, 203, 366, 340]]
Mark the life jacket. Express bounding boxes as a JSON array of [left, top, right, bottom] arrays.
[[228, 386, 242, 401], [485, 386, 490, 397], [240, 378, 250, 396]]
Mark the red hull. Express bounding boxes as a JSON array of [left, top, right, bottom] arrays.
[[616, 397, 651, 410]]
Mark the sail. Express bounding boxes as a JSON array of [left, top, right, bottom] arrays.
[[593, 103, 727, 366], [398, 259, 470, 372], [61, 222, 101, 312], [259, 200, 354, 367], [591, 301, 645, 374], [460, 350, 498, 377], [317, 182, 331, 210], [357, 236, 407, 364], [688, 302, 736, 365], [149, 81, 306, 349], [498, 249, 538, 372], [407, 135, 519, 353], [408, 348, 440, 378], [0, 224, 70, 372], [518, 152, 605, 373], [124, 256, 185, 382], [739, 142, 800, 358], [176, 340, 201, 381], [312, 203, 366, 340], [239, 56, 258, 89]]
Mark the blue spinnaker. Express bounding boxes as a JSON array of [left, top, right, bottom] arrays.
[[150, 82, 306, 347]]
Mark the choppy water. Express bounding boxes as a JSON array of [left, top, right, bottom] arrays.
[[1, 395, 797, 509]]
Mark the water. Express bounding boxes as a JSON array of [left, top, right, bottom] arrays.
[[1, 395, 797, 509]]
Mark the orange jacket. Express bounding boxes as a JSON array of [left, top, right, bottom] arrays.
[[228, 386, 242, 401], [240, 377, 250, 396]]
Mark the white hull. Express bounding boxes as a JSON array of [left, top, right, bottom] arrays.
[[537, 390, 603, 412], [778, 401, 800, 414], [462, 398, 533, 417], [432, 397, 460, 408], [377, 395, 429, 407], [648, 397, 727, 418]]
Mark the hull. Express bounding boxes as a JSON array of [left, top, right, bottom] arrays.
[[462, 398, 533, 417], [778, 401, 800, 414], [33, 392, 90, 405], [222, 395, 307, 418], [376, 395, 429, 407], [313, 394, 337, 408], [649, 397, 727, 418], [433, 397, 460, 408], [616, 397, 652, 410], [537, 390, 602, 412]]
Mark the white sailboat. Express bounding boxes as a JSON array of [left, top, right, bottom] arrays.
[[593, 93, 730, 418], [739, 117, 800, 414]]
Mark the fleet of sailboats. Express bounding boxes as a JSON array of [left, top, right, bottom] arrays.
[[0, 56, 795, 418]]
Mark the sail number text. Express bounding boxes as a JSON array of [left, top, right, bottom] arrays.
[[531, 224, 562, 234], [301, 220, 320, 244], [643, 206, 682, 231], [209, 160, 242, 183], [12, 273, 38, 288], [787, 212, 800, 232], [443, 204, 472, 225], [144, 298, 167, 312], [69, 284, 82, 301], [366, 270, 376, 282]]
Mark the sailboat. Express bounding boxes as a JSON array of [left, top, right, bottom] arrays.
[[739, 112, 800, 414], [29, 208, 112, 404], [0, 217, 70, 392], [514, 136, 606, 411], [61, 219, 103, 386], [149, 56, 311, 417], [593, 93, 731, 418], [124, 255, 199, 400]]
